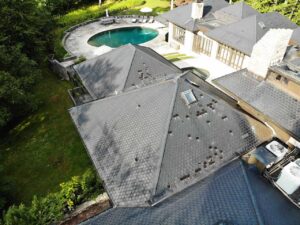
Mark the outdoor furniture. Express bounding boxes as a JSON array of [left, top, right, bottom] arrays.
[[143, 16, 148, 23], [132, 18, 137, 23], [149, 16, 155, 23], [100, 17, 115, 25]]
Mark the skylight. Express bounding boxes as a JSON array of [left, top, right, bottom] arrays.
[[181, 89, 197, 105]]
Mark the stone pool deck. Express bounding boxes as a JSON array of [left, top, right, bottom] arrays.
[[63, 19, 172, 59]]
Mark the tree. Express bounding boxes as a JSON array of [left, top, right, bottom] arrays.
[[0, 165, 10, 213], [0, 0, 53, 130], [245, 0, 300, 25]]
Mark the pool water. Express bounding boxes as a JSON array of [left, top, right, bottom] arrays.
[[88, 27, 159, 48]]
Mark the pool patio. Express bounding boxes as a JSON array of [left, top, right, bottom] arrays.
[[63, 17, 172, 59]]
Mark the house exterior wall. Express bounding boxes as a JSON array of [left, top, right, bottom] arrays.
[[248, 29, 293, 78], [168, 24, 250, 71], [168, 22, 184, 50], [184, 30, 195, 52]]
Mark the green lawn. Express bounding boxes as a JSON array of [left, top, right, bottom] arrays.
[[0, 67, 93, 205], [163, 52, 194, 62]]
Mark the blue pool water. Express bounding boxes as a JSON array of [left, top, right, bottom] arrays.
[[88, 27, 159, 48]]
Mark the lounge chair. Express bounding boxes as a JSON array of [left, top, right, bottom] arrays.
[[149, 16, 155, 23], [132, 18, 137, 23], [138, 16, 143, 23], [142, 16, 148, 23]]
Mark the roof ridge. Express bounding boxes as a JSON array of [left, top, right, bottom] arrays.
[[151, 77, 180, 204], [121, 45, 138, 91]]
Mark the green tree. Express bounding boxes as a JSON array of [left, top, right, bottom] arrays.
[[244, 0, 300, 25], [0, 0, 54, 130]]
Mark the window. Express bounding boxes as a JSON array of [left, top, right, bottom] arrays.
[[193, 35, 213, 56], [181, 89, 197, 105], [173, 25, 185, 45], [216, 44, 245, 69]]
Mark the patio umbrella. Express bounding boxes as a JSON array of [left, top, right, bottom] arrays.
[[140, 7, 153, 13], [106, 9, 109, 17]]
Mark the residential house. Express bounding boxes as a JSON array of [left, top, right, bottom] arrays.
[[162, 0, 298, 70]]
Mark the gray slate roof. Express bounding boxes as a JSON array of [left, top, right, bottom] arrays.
[[81, 159, 300, 225], [213, 1, 260, 23], [206, 12, 298, 55], [271, 47, 300, 82], [161, 0, 229, 32], [214, 69, 300, 139], [291, 27, 300, 45], [70, 72, 271, 207], [73, 44, 181, 100], [153, 73, 262, 202], [70, 80, 177, 207]]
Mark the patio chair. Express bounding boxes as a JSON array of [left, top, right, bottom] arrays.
[[149, 16, 155, 23], [143, 16, 149, 23], [138, 16, 143, 23]]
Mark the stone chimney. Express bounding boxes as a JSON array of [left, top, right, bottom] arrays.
[[247, 28, 293, 78], [191, 1, 204, 20]]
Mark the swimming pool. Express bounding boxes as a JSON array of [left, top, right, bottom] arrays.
[[87, 27, 159, 48]]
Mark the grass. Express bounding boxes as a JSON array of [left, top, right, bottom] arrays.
[[0, 67, 93, 205], [53, 0, 170, 59], [163, 52, 194, 62]]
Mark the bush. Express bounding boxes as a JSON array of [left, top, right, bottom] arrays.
[[2, 169, 103, 225]]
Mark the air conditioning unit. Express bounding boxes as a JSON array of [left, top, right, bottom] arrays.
[[266, 140, 288, 160], [276, 159, 300, 195]]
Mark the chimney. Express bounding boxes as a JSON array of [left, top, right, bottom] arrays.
[[191, 1, 204, 20], [247, 29, 293, 78]]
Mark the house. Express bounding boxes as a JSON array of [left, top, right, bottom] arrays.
[[161, 0, 298, 70], [70, 72, 272, 207], [80, 159, 300, 225], [67, 1, 300, 224], [69, 44, 182, 104]]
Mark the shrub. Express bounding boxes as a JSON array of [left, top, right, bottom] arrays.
[[2, 169, 103, 225]]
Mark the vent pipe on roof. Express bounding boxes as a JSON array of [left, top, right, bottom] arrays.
[[192, 1, 204, 20]]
